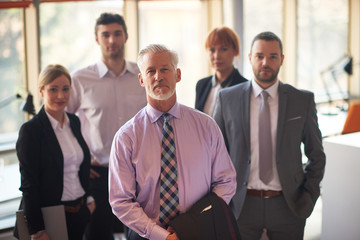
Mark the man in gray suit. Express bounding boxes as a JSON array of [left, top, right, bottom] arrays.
[[213, 31, 326, 240]]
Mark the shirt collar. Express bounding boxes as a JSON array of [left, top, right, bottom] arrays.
[[97, 59, 138, 78], [45, 110, 70, 130], [211, 74, 217, 87], [146, 101, 181, 123], [97, 60, 109, 78], [251, 79, 279, 99]]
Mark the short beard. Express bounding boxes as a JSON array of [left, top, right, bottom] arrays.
[[147, 88, 175, 101], [109, 51, 121, 59], [255, 68, 279, 84]]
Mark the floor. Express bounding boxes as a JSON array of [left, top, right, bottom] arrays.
[[304, 197, 322, 240]]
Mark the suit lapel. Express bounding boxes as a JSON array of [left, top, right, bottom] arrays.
[[276, 82, 288, 157], [38, 108, 64, 172], [241, 82, 252, 151]]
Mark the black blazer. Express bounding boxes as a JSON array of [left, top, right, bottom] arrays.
[[195, 68, 247, 112], [169, 192, 241, 240], [16, 107, 91, 235]]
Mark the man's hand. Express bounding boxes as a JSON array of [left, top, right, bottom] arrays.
[[30, 231, 50, 240], [90, 168, 100, 179], [87, 201, 96, 214], [166, 226, 179, 240], [90, 160, 101, 178], [166, 233, 179, 240]]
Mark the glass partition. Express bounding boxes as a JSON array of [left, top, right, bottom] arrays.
[[297, 0, 349, 103], [40, 0, 124, 73], [138, 0, 207, 107], [243, 0, 283, 80]]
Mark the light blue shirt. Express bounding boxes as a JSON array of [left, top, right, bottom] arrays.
[[109, 102, 236, 240]]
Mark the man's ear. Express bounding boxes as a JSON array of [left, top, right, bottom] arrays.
[[95, 32, 100, 45], [280, 54, 285, 65], [138, 73, 145, 87], [176, 68, 181, 83]]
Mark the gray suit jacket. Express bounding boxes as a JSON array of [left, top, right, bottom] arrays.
[[213, 81, 325, 220]]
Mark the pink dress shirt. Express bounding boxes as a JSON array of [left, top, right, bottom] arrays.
[[109, 102, 236, 240]]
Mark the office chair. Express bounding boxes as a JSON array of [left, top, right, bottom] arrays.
[[342, 102, 360, 134]]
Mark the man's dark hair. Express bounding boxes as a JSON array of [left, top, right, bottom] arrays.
[[95, 13, 127, 36], [250, 31, 283, 55]]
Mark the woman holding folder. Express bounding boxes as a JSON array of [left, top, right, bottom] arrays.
[[15, 64, 95, 240]]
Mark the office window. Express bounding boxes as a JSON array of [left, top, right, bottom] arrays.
[[138, 0, 208, 107], [40, 1, 124, 73], [0, 9, 26, 136], [297, 0, 348, 103], [242, 0, 283, 79]]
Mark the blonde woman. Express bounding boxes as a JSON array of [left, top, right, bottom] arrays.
[[15, 65, 94, 240]]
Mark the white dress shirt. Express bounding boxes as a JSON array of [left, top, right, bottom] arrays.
[[66, 60, 147, 166], [45, 111, 85, 201], [203, 75, 223, 117]]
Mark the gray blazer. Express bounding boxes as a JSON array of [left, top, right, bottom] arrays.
[[213, 81, 325, 220]]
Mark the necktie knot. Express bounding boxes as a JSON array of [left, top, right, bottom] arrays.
[[261, 90, 270, 101], [163, 113, 170, 122]]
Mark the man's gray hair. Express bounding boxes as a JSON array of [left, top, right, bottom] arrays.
[[137, 44, 179, 72]]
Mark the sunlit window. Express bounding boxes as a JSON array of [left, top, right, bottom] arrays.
[[0, 9, 25, 136], [242, 0, 283, 80], [40, 0, 124, 73], [138, 0, 208, 107], [297, 0, 348, 103]]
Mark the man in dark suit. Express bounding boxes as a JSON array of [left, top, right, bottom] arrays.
[[214, 31, 326, 239]]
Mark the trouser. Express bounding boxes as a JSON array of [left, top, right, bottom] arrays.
[[237, 194, 306, 240], [63, 196, 90, 240], [83, 166, 124, 240]]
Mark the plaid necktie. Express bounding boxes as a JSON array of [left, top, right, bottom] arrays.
[[259, 91, 273, 184], [159, 113, 179, 227]]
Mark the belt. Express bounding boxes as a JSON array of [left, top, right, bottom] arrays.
[[64, 198, 84, 213], [247, 189, 283, 199]]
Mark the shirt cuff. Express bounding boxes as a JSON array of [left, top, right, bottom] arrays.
[[149, 224, 170, 240], [86, 196, 95, 204]]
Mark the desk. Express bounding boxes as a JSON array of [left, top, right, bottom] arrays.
[[321, 132, 360, 240], [317, 110, 347, 137]]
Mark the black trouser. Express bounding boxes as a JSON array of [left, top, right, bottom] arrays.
[[63, 196, 90, 240], [83, 166, 124, 240], [237, 194, 305, 240]]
